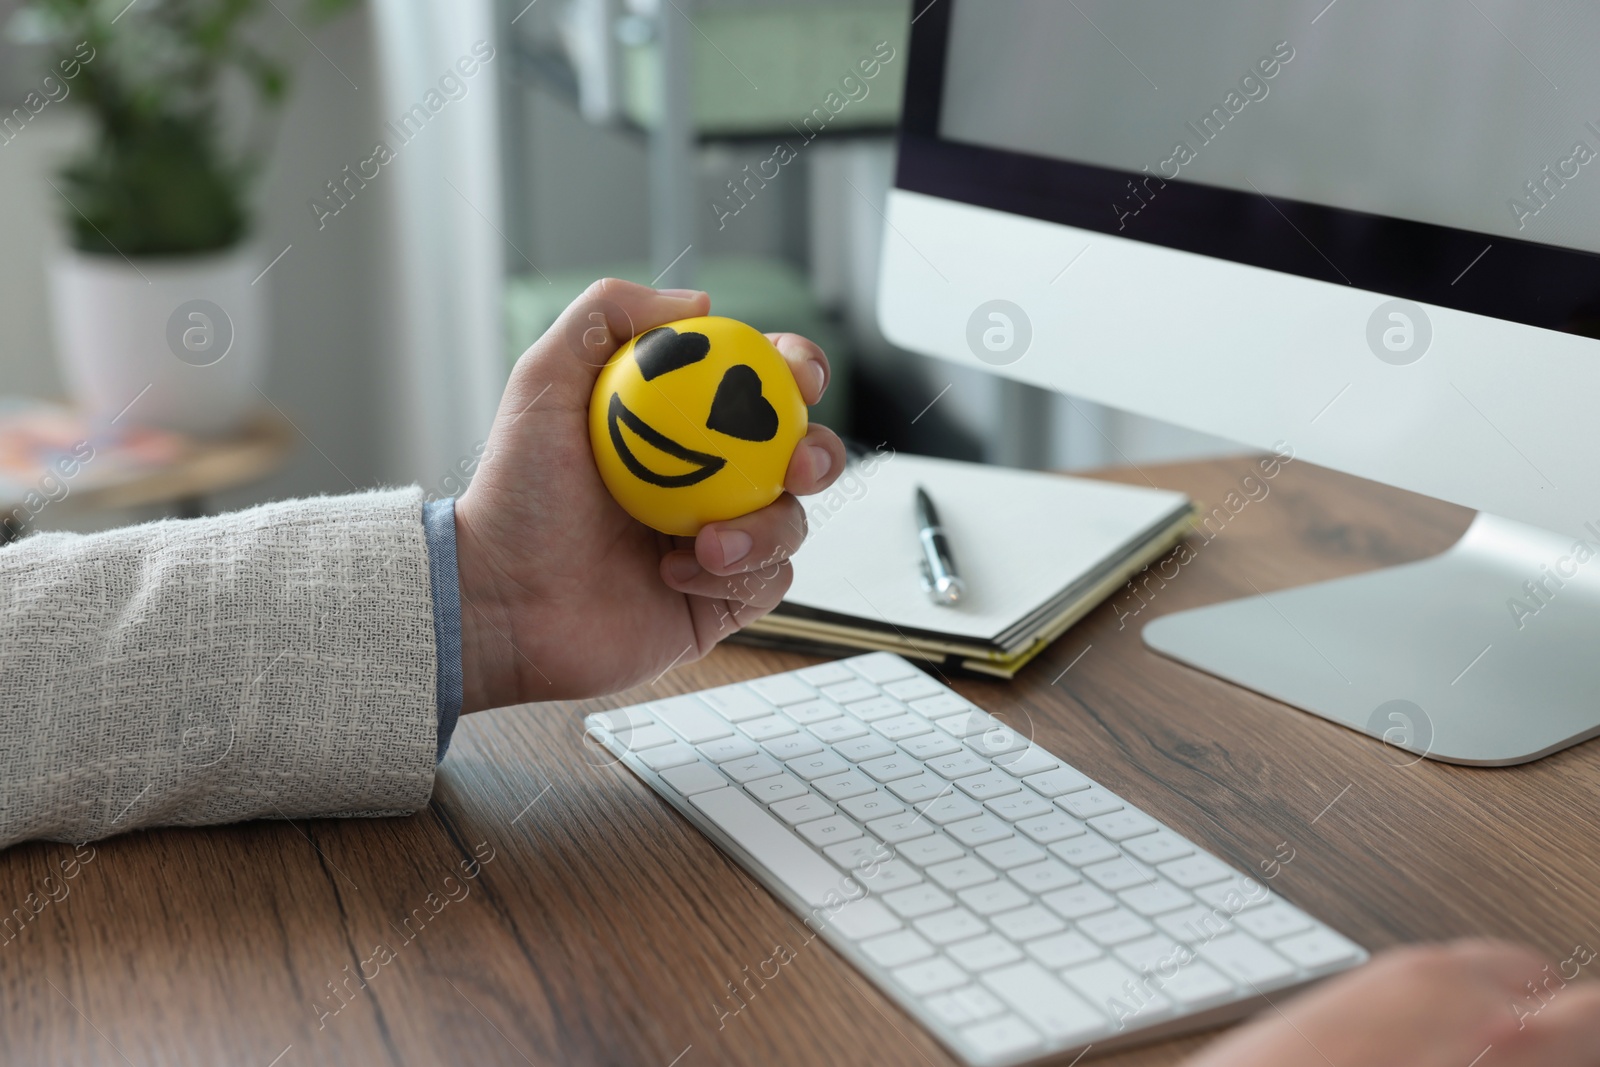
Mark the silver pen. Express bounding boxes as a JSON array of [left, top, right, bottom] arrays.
[[915, 485, 965, 606]]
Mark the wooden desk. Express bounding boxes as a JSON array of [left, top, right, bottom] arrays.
[[6, 456, 1598, 1066]]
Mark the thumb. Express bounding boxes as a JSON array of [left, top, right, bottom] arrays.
[[512, 278, 710, 399]]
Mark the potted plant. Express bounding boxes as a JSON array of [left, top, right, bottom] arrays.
[[14, 0, 355, 436]]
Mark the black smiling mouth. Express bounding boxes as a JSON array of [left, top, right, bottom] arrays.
[[608, 392, 727, 488]]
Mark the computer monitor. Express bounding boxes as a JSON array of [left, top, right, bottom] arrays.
[[878, 0, 1600, 765]]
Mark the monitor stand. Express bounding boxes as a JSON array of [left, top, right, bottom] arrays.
[[1143, 513, 1600, 766]]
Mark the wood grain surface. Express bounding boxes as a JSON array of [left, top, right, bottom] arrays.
[[5, 455, 1597, 1067]]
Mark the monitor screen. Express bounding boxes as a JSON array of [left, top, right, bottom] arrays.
[[939, 0, 1600, 256]]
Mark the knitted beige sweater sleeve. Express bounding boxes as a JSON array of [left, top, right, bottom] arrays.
[[0, 488, 440, 849]]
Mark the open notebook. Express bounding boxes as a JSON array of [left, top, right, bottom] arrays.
[[737, 451, 1196, 678]]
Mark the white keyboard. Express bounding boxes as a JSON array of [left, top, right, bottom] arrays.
[[587, 653, 1367, 1066]]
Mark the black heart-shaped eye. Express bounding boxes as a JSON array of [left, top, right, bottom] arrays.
[[706, 365, 779, 442], [634, 327, 710, 380]]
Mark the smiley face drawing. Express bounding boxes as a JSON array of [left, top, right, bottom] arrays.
[[589, 316, 808, 535]]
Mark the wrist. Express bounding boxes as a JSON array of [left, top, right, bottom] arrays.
[[453, 494, 522, 714]]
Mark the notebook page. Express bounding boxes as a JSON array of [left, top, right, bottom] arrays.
[[786, 452, 1190, 642]]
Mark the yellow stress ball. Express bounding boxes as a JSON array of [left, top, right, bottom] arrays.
[[589, 316, 808, 536]]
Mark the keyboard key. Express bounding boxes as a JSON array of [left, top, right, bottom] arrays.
[[1119, 880, 1193, 916], [1115, 933, 1191, 974], [1198, 934, 1297, 985], [1016, 811, 1086, 844], [812, 770, 876, 801], [745, 773, 809, 803], [797, 662, 855, 686], [933, 710, 1002, 738], [914, 906, 988, 944], [867, 812, 935, 844], [1050, 835, 1121, 868], [639, 743, 697, 771], [955, 771, 1022, 801], [909, 693, 973, 717], [748, 673, 816, 706], [810, 717, 869, 744], [1022, 767, 1093, 797], [722, 755, 783, 783], [887, 772, 951, 804], [1057, 789, 1123, 819], [1157, 961, 1237, 1008], [992, 746, 1058, 776], [1025, 931, 1101, 969], [893, 957, 969, 995], [1274, 929, 1364, 971], [1089, 810, 1160, 841], [984, 793, 1054, 822], [796, 815, 862, 847], [687, 788, 887, 928], [831, 733, 897, 762], [849, 652, 921, 684], [658, 761, 728, 796], [1193, 877, 1271, 911], [860, 754, 923, 782], [842, 696, 906, 722], [927, 857, 998, 891], [698, 736, 760, 763], [1042, 884, 1116, 919], [1078, 907, 1155, 946], [1008, 860, 1081, 894], [926, 985, 1005, 1026], [989, 905, 1065, 941], [787, 752, 850, 781], [1159, 854, 1234, 888], [701, 685, 776, 722], [967, 727, 1031, 759], [1234, 902, 1313, 941], [820, 679, 879, 705], [883, 884, 955, 918], [1122, 831, 1194, 865], [982, 963, 1105, 1042], [739, 716, 796, 741], [591, 708, 653, 733], [770, 794, 836, 825], [901, 732, 962, 759], [1157, 905, 1236, 944], [1083, 857, 1157, 891], [960, 1016, 1041, 1058], [1062, 959, 1171, 1022], [884, 674, 944, 701], [926, 752, 989, 780], [824, 838, 888, 871], [838, 791, 904, 821], [650, 696, 735, 743], [876, 714, 934, 741], [760, 735, 821, 761], [786, 699, 843, 725], [615, 723, 674, 751], [956, 881, 1030, 916], [946, 815, 1013, 848], [896, 833, 966, 868], [947, 934, 1023, 972], [917, 793, 982, 825], [861, 930, 935, 968], [975, 838, 1046, 870], [858, 859, 923, 893]]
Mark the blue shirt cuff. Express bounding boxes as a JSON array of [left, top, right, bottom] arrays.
[[423, 497, 464, 762]]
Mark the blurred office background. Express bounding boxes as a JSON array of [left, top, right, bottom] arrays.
[[0, 0, 1237, 535]]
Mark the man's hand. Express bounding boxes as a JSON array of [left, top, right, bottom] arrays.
[[453, 280, 847, 709], [1184, 940, 1600, 1067]]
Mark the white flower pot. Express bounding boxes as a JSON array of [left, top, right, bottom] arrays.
[[49, 244, 267, 437]]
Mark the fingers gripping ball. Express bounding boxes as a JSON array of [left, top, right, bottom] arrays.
[[589, 316, 808, 536]]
